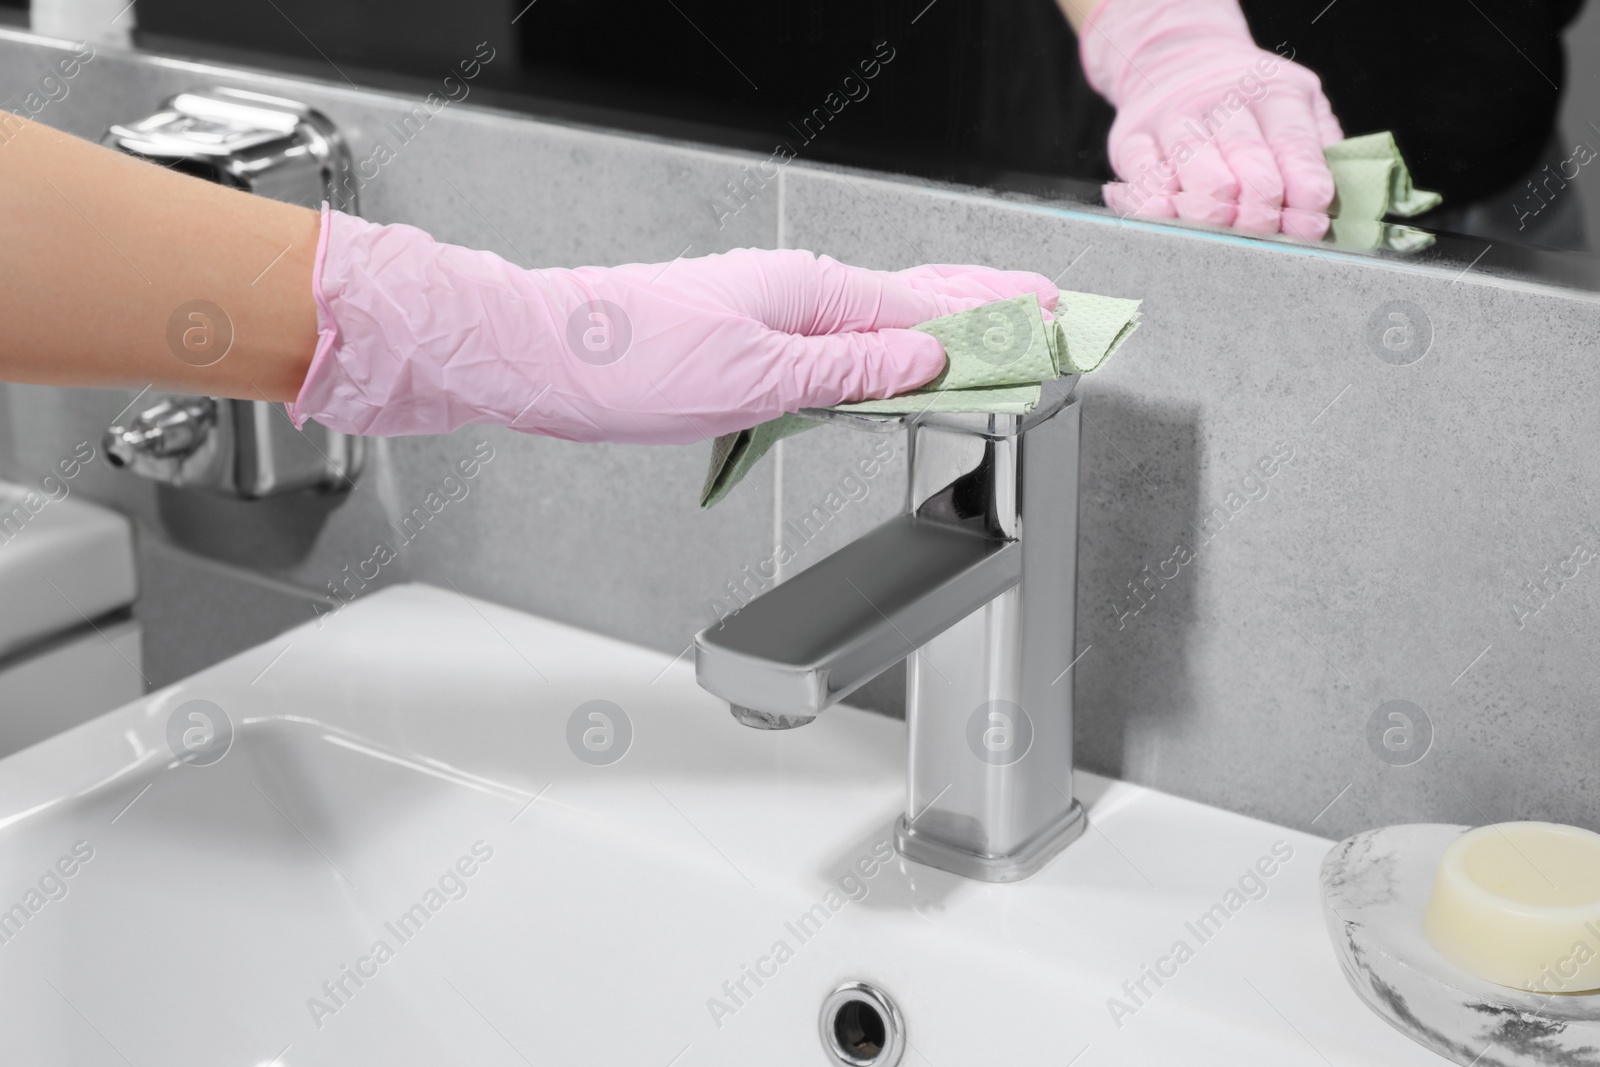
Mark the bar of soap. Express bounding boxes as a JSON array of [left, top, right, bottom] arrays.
[[1424, 821, 1600, 993]]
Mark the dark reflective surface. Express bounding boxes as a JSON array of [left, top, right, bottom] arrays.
[[102, 0, 1600, 278], [131, 0, 1114, 196]]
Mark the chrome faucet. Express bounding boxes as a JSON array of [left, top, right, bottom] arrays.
[[694, 376, 1086, 882]]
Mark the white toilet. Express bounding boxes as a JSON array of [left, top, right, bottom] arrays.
[[0, 481, 141, 758]]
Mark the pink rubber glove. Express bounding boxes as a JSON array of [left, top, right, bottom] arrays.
[[1080, 0, 1344, 240], [288, 207, 1059, 444]]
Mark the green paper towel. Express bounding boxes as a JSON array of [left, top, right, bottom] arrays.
[[833, 382, 1045, 417], [699, 412, 816, 510], [832, 289, 1141, 415], [1325, 131, 1442, 221], [699, 290, 1142, 508], [1323, 131, 1442, 251], [898, 293, 1057, 391]]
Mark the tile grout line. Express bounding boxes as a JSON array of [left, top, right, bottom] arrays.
[[776, 166, 788, 252], [772, 438, 787, 585], [773, 167, 788, 586]]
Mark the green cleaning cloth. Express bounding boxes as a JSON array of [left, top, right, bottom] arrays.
[[700, 413, 817, 510], [1325, 131, 1442, 220], [699, 290, 1142, 508], [1324, 131, 1442, 251]]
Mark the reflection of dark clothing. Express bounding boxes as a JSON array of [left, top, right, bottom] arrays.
[[508, 0, 1112, 187], [137, 0, 1110, 187], [1239, 0, 1582, 206], [1412, 134, 1588, 250], [514, 0, 1584, 214], [140, 0, 1581, 221]]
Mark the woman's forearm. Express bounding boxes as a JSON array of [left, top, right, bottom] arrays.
[[0, 116, 319, 401]]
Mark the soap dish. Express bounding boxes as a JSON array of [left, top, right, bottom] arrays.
[[1322, 825, 1600, 1066]]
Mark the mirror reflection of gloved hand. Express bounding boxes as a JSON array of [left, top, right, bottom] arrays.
[[1079, 0, 1344, 240], [289, 207, 1059, 444]]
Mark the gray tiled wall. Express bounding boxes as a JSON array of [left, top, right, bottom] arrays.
[[4, 30, 1600, 840], [781, 168, 1600, 841]]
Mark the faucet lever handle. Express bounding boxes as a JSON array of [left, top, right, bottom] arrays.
[[798, 374, 1081, 439], [794, 408, 905, 433]]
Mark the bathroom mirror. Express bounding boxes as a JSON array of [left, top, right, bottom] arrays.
[[66, 0, 1600, 284]]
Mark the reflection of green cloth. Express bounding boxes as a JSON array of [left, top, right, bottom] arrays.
[[699, 291, 1142, 508], [1325, 132, 1441, 251]]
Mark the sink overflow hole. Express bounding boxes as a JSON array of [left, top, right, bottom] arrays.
[[834, 1000, 885, 1059], [819, 982, 904, 1067]]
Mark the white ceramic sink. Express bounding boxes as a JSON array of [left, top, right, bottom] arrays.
[[0, 478, 136, 660], [0, 584, 1441, 1066], [0, 479, 142, 759]]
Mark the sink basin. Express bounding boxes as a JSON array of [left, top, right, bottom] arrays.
[[0, 584, 1439, 1065], [0, 479, 141, 759], [0, 478, 136, 660]]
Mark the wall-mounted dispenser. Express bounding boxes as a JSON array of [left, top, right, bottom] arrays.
[[101, 88, 362, 499], [102, 394, 363, 499]]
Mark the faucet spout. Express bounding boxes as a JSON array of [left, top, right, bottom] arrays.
[[727, 705, 818, 730], [696, 517, 1020, 726], [694, 378, 1087, 882]]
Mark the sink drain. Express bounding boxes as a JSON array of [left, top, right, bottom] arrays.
[[819, 982, 905, 1067]]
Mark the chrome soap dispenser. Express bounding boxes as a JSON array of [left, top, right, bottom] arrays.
[[101, 87, 362, 499]]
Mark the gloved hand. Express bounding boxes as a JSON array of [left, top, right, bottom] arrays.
[[289, 207, 1059, 444], [1079, 0, 1344, 240]]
